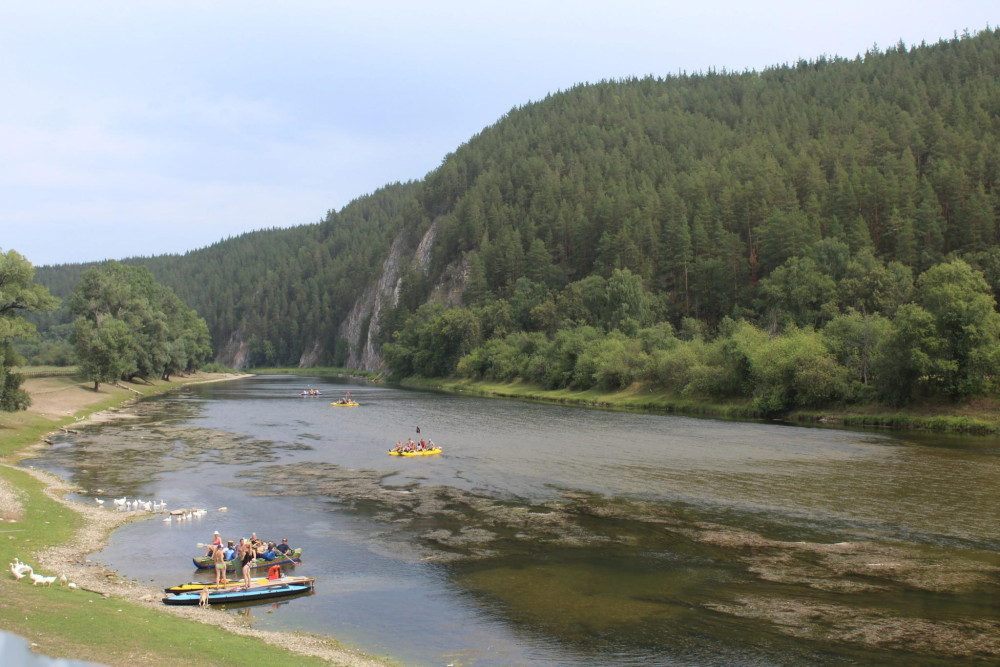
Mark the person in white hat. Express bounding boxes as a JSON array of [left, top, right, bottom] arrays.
[[205, 530, 222, 557]]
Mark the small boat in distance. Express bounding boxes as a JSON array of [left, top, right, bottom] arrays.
[[389, 447, 443, 457], [300, 389, 322, 396], [330, 398, 359, 406]]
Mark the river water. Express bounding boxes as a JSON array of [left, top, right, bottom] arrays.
[[25, 376, 1000, 665]]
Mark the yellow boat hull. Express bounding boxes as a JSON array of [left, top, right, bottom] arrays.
[[389, 447, 442, 457]]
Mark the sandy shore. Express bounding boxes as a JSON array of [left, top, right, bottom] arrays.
[[6, 374, 387, 666]]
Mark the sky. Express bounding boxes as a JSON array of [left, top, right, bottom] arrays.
[[2, 2, 996, 267]]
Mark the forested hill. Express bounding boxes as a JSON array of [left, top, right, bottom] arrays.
[[31, 28, 1000, 405]]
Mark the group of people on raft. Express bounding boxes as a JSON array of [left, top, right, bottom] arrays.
[[332, 396, 355, 404], [301, 388, 322, 396], [392, 438, 437, 453], [204, 531, 295, 587]]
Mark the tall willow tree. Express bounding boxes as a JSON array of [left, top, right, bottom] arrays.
[[68, 262, 211, 390]]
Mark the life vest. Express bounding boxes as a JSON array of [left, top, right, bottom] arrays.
[[268, 565, 281, 580]]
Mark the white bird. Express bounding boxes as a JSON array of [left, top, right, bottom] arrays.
[[67, 582, 79, 590], [30, 572, 54, 586], [141, 501, 152, 512], [217, 507, 228, 512], [162, 516, 171, 522], [113, 497, 127, 507], [59, 574, 68, 586], [11, 562, 32, 579], [94, 498, 104, 506]]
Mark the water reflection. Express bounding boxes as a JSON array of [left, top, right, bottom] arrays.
[[24, 375, 1000, 665]]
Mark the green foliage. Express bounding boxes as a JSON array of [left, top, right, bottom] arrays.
[[0, 249, 58, 410], [749, 327, 848, 415], [874, 303, 943, 405], [71, 316, 135, 390], [25, 29, 1000, 416], [911, 259, 1000, 397], [822, 310, 892, 398], [756, 256, 837, 328], [67, 262, 212, 388]]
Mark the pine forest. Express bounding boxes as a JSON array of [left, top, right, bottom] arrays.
[[21, 28, 1000, 415]]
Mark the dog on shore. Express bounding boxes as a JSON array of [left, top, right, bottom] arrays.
[[198, 588, 210, 608]]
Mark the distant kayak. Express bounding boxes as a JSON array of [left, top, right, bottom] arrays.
[[330, 401, 359, 407], [300, 391, 322, 397], [389, 447, 443, 457], [162, 580, 314, 606]]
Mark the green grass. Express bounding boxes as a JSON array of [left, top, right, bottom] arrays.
[[14, 366, 80, 378], [397, 375, 1000, 435], [404, 376, 762, 419], [1, 466, 331, 665]]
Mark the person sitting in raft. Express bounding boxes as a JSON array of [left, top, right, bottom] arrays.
[[260, 541, 277, 561], [405, 438, 416, 452], [205, 530, 223, 557], [224, 540, 237, 560], [392, 441, 404, 453], [275, 537, 292, 555]]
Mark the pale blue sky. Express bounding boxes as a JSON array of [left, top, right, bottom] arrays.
[[2, 1, 995, 266]]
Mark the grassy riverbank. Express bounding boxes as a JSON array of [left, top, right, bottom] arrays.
[[395, 376, 1000, 436], [0, 372, 384, 666]]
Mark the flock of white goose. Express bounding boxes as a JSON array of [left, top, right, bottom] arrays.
[[9, 496, 230, 592], [94, 496, 167, 512], [92, 495, 226, 522], [8, 557, 77, 589]]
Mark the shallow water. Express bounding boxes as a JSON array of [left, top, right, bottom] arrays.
[[25, 376, 1000, 665]]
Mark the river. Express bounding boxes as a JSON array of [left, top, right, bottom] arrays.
[[25, 375, 1000, 665]]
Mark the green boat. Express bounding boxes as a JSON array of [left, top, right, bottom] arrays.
[[192, 547, 302, 571]]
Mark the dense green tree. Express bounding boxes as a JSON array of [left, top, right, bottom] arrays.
[[67, 262, 211, 386], [823, 311, 892, 395], [0, 250, 58, 410], [756, 257, 837, 329], [71, 317, 134, 391], [911, 259, 1000, 397], [874, 303, 944, 405], [750, 327, 848, 415]]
